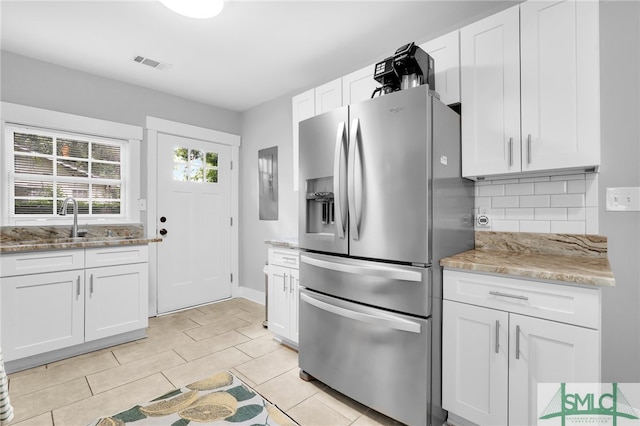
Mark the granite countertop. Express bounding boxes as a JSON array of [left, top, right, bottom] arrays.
[[0, 224, 161, 254], [440, 232, 615, 287], [264, 237, 299, 249]]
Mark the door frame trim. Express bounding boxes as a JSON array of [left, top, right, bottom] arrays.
[[145, 116, 240, 317]]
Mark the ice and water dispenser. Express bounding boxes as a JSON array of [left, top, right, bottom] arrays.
[[304, 176, 335, 234]]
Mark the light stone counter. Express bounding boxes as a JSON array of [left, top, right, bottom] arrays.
[[264, 237, 299, 249], [0, 224, 161, 254], [440, 232, 615, 287]]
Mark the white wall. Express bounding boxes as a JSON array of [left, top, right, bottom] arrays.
[[239, 94, 298, 296], [598, 0, 640, 382]]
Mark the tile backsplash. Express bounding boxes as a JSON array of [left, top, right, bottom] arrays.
[[474, 173, 598, 234]]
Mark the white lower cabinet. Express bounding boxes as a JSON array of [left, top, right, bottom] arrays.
[[1, 245, 149, 365], [267, 247, 299, 345], [2, 269, 85, 361], [442, 270, 600, 426]]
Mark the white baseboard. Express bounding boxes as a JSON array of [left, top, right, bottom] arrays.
[[238, 286, 265, 305]]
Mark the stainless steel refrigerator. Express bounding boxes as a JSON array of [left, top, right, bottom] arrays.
[[298, 85, 474, 426]]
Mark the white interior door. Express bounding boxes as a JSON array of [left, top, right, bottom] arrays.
[[157, 133, 231, 313]]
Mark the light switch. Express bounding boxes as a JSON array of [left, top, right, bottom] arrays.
[[606, 187, 640, 211]]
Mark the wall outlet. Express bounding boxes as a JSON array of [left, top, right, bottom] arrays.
[[606, 187, 640, 211], [476, 214, 491, 228]]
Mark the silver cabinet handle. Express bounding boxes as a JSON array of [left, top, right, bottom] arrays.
[[301, 255, 422, 282], [527, 134, 532, 164], [333, 121, 347, 239], [283, 273, 287, 292], [290, 274, 294, 294], [90, 274, 94, 296], [508, 137, 513, 167], [489, 291, 529, 301], [300, 292, 421, 334], [347, 118, 361, 241], [495, 320, 500, 354], [515, 324, 521, 359], [282, 256, 298, 263], [76, 275, 81, 298]]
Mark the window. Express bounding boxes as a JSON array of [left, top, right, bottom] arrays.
[[6, 125, 126, 218], [172, 145, 219, 183]]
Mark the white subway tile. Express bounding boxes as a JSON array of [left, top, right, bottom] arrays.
[[520, 176, 551, 183], [520, 195, 550, 208], [551, 174, 585, 181], [505, 208, 534, 220], [550, 194, 585, 208], [475, 196, 492, 209], [535, 181, 567, 195], [551, 221, 586, 234], [491, 220, 520, 232], [520, 221, 551, 233], [493, 178, 520, 185], [567, 208, 586, 221], [567, 179, 586, 194], [586, 207, 599, 234], [488, 209, 505, 219], [478, 184, 505, 197], [506, 183, 534, 196], [491, 196, 519, 208], [535, 208, 567, 220]]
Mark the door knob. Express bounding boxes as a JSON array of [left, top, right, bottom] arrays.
[[159, 228, 168, 236]]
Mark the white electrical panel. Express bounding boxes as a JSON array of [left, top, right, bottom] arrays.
[[606, 187, 640, 211]]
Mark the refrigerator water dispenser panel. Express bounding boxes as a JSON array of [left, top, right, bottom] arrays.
[[305, 177, 335, 234]]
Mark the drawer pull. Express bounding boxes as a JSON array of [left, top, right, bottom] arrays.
[[489, 291, 529, 301], [495, 320, 500, 354], [515, 325, 521, 360], [282, 256, 298, 263]]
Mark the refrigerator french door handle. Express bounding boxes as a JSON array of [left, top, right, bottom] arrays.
[[333, 121, 347, 239], [300, 292, 421, 334], [348, 118, 361, 241], [300, 254, 422, 282]]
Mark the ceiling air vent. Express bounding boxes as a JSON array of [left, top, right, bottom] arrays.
[[132, 55, 171, 70]]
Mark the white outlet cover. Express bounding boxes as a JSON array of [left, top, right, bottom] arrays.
[[606, 187, 640, 211]]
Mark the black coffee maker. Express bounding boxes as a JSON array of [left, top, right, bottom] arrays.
[[372, 42, 435, 97]]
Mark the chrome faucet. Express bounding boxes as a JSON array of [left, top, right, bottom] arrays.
[[59, 197, 86, 238]]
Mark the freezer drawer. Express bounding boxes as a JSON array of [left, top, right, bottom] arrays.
[[299, 288, 431, 426], [300, 251, 432, 317]]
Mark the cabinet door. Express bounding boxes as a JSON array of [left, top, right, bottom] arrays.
[[1, 271, 84, 361], [85, 263, 149, 342], [268, 264, 290, 338], [292, 89, 315, 191], [289, 268, 299, 344], [442, 300, 509, 425], [421, 30, 460, 105], [342, 65, 377, 106], [520, 0, 600, 172], [509, 313, 600, 426], [460, 5, 521, 178], [315, 78, 343, 115]]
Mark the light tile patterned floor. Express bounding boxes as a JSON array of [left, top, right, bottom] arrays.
[[7, 298, 404, 426]]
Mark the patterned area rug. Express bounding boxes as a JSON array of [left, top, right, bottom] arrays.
[[88, 371, 298, 425]]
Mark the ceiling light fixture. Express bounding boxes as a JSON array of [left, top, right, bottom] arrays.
[[159, 0, 224, 19]]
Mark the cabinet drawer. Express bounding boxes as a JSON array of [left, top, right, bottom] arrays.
[[0, 250, 85, 277], [268, 248, 299, 269], [86, 245, 149, 268], [443, 270, 600, 329]]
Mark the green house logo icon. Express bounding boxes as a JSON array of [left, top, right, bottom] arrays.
[[540, 383, 639, 425]]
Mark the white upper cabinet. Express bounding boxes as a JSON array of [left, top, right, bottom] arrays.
[[461, 0, 600, 179], [315, 78, 343, 115], [292, 89, 315, 191], [520, 0, 600, 173], [461, 5, 522, 178], [342, 64, 378, 106], [420, 30, 461, 105]]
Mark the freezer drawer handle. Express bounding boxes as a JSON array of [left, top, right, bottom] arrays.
[[301, 255, 422, 282], [300, 292, 421, 334]]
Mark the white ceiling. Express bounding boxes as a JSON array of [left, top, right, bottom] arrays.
[[1, 0, 519, 112]]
